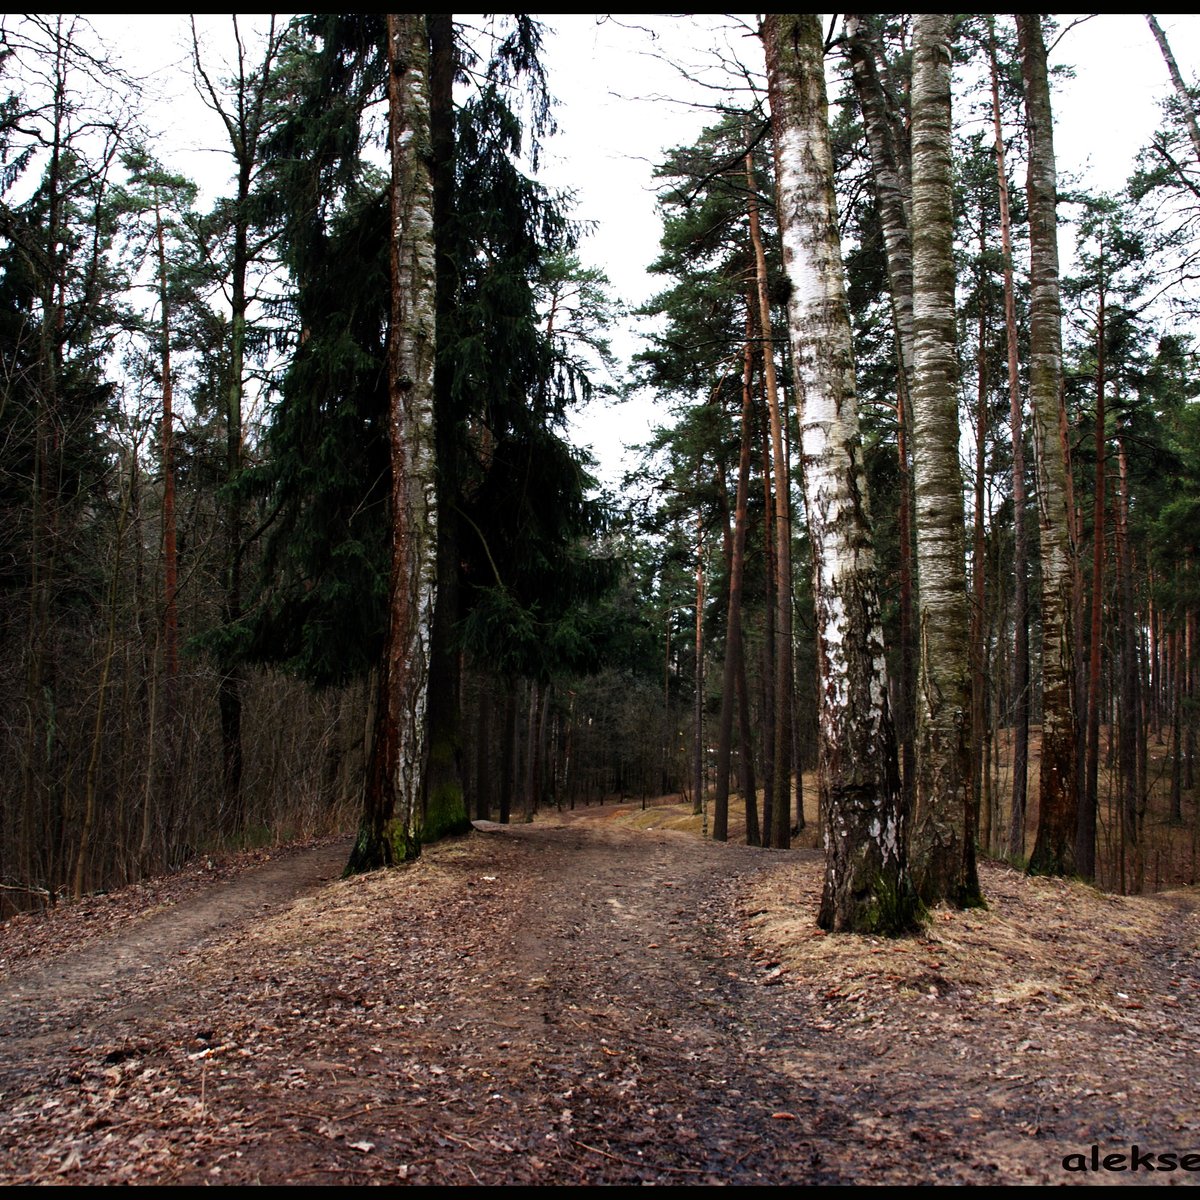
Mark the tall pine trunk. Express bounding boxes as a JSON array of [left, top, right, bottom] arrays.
[[692, 506, 705, 817], [972, 219, 991, 856], [1116, 436, 1141, 891], [764, 13, 914, 933], [154, 195, 181, 833], [747, 149, 793, 850], [715, 309, 757, 844], [987, 20, 1031, 862], [1079, 248, 1107, 879]]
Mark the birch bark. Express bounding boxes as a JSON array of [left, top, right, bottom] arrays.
[[843, 15, 917, 805], [1018, 14, 1079, 878], [348, 13, 438, 871], [763, 13, 914, 933], [1146, 14, 1200, 167], [907, 14, 981, 907]]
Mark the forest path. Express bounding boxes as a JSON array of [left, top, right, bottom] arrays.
[[1, 803, 1198, 1184], [0, 840, 350, 1067]]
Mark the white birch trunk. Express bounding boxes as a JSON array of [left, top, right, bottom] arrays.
[[907, 14, 980, 907], [763, 13, 914, 933], [1018, 14, 1079, 877], [1146, 15, 1200, 168], [382, 11, 438, 860], [843, 13, 915, 383]]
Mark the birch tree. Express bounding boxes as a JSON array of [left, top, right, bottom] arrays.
[[348, 12, 438, 871], [1018, 14, 1079, 877], [907, 14, 981, 907], [1146, 14, 1200, 167], [763, 13, 916, 933], [841, 14, 917, 806]]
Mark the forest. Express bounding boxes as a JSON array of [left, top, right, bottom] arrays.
[[4, 11, 1200, 1185], [2, 12, 1200, 931]]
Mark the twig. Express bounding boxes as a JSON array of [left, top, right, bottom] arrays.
[[571, 1139, 708, 1176], [439, 1130, 480, 1151], [0, 881, 51, 897]]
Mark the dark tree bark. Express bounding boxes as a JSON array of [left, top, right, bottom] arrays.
[[692, 506, 705, 818], [1079, 241, 1108, 880], [987, 19, 1032, 863], [747, 150, 793, 850], [714, 308, 756, 844]]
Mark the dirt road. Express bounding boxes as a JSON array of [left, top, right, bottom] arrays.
[[1, 806, 1197, 1184]]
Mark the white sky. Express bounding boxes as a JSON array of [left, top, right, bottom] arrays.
[[84, 12, 1200, 488]]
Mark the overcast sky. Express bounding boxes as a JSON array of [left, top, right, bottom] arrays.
[[87, 12, 1200, 487]]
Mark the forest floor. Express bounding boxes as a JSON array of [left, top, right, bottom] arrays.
[[1, 800, 1199, 1186]]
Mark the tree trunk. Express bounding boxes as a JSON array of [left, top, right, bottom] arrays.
[[747, 149, 793, 850], [1116, 436, 1142, 891], [906, 14, 980, 908], [1080, 249, 1107, 880], [1146, 14, 1200, 167], [218, 205, 247, 840], [895, 358, 917, 818], [693, 506, 705, 818], [759, 419, 776, 841], [347, 13, 438, 874], [843, 13, 914, 386], [987, 19, 1032, 863], [713, 322, 755, 843], [972, 217, 990, 858], [1188, 607, 1196, 791], [422, 11, 469, 845], [1172, 625, 1184, 823], [1019, 14, 1079, 878], [499, 684, 516, 825], [475, 684, 492, 820], [524, 679, 538, 822], [154, 196, 182, 833], [844, 14, 916, 811], [763, 13, 914, 933]]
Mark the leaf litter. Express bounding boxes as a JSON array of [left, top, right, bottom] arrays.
[[1, 800, 1198, 1185]]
